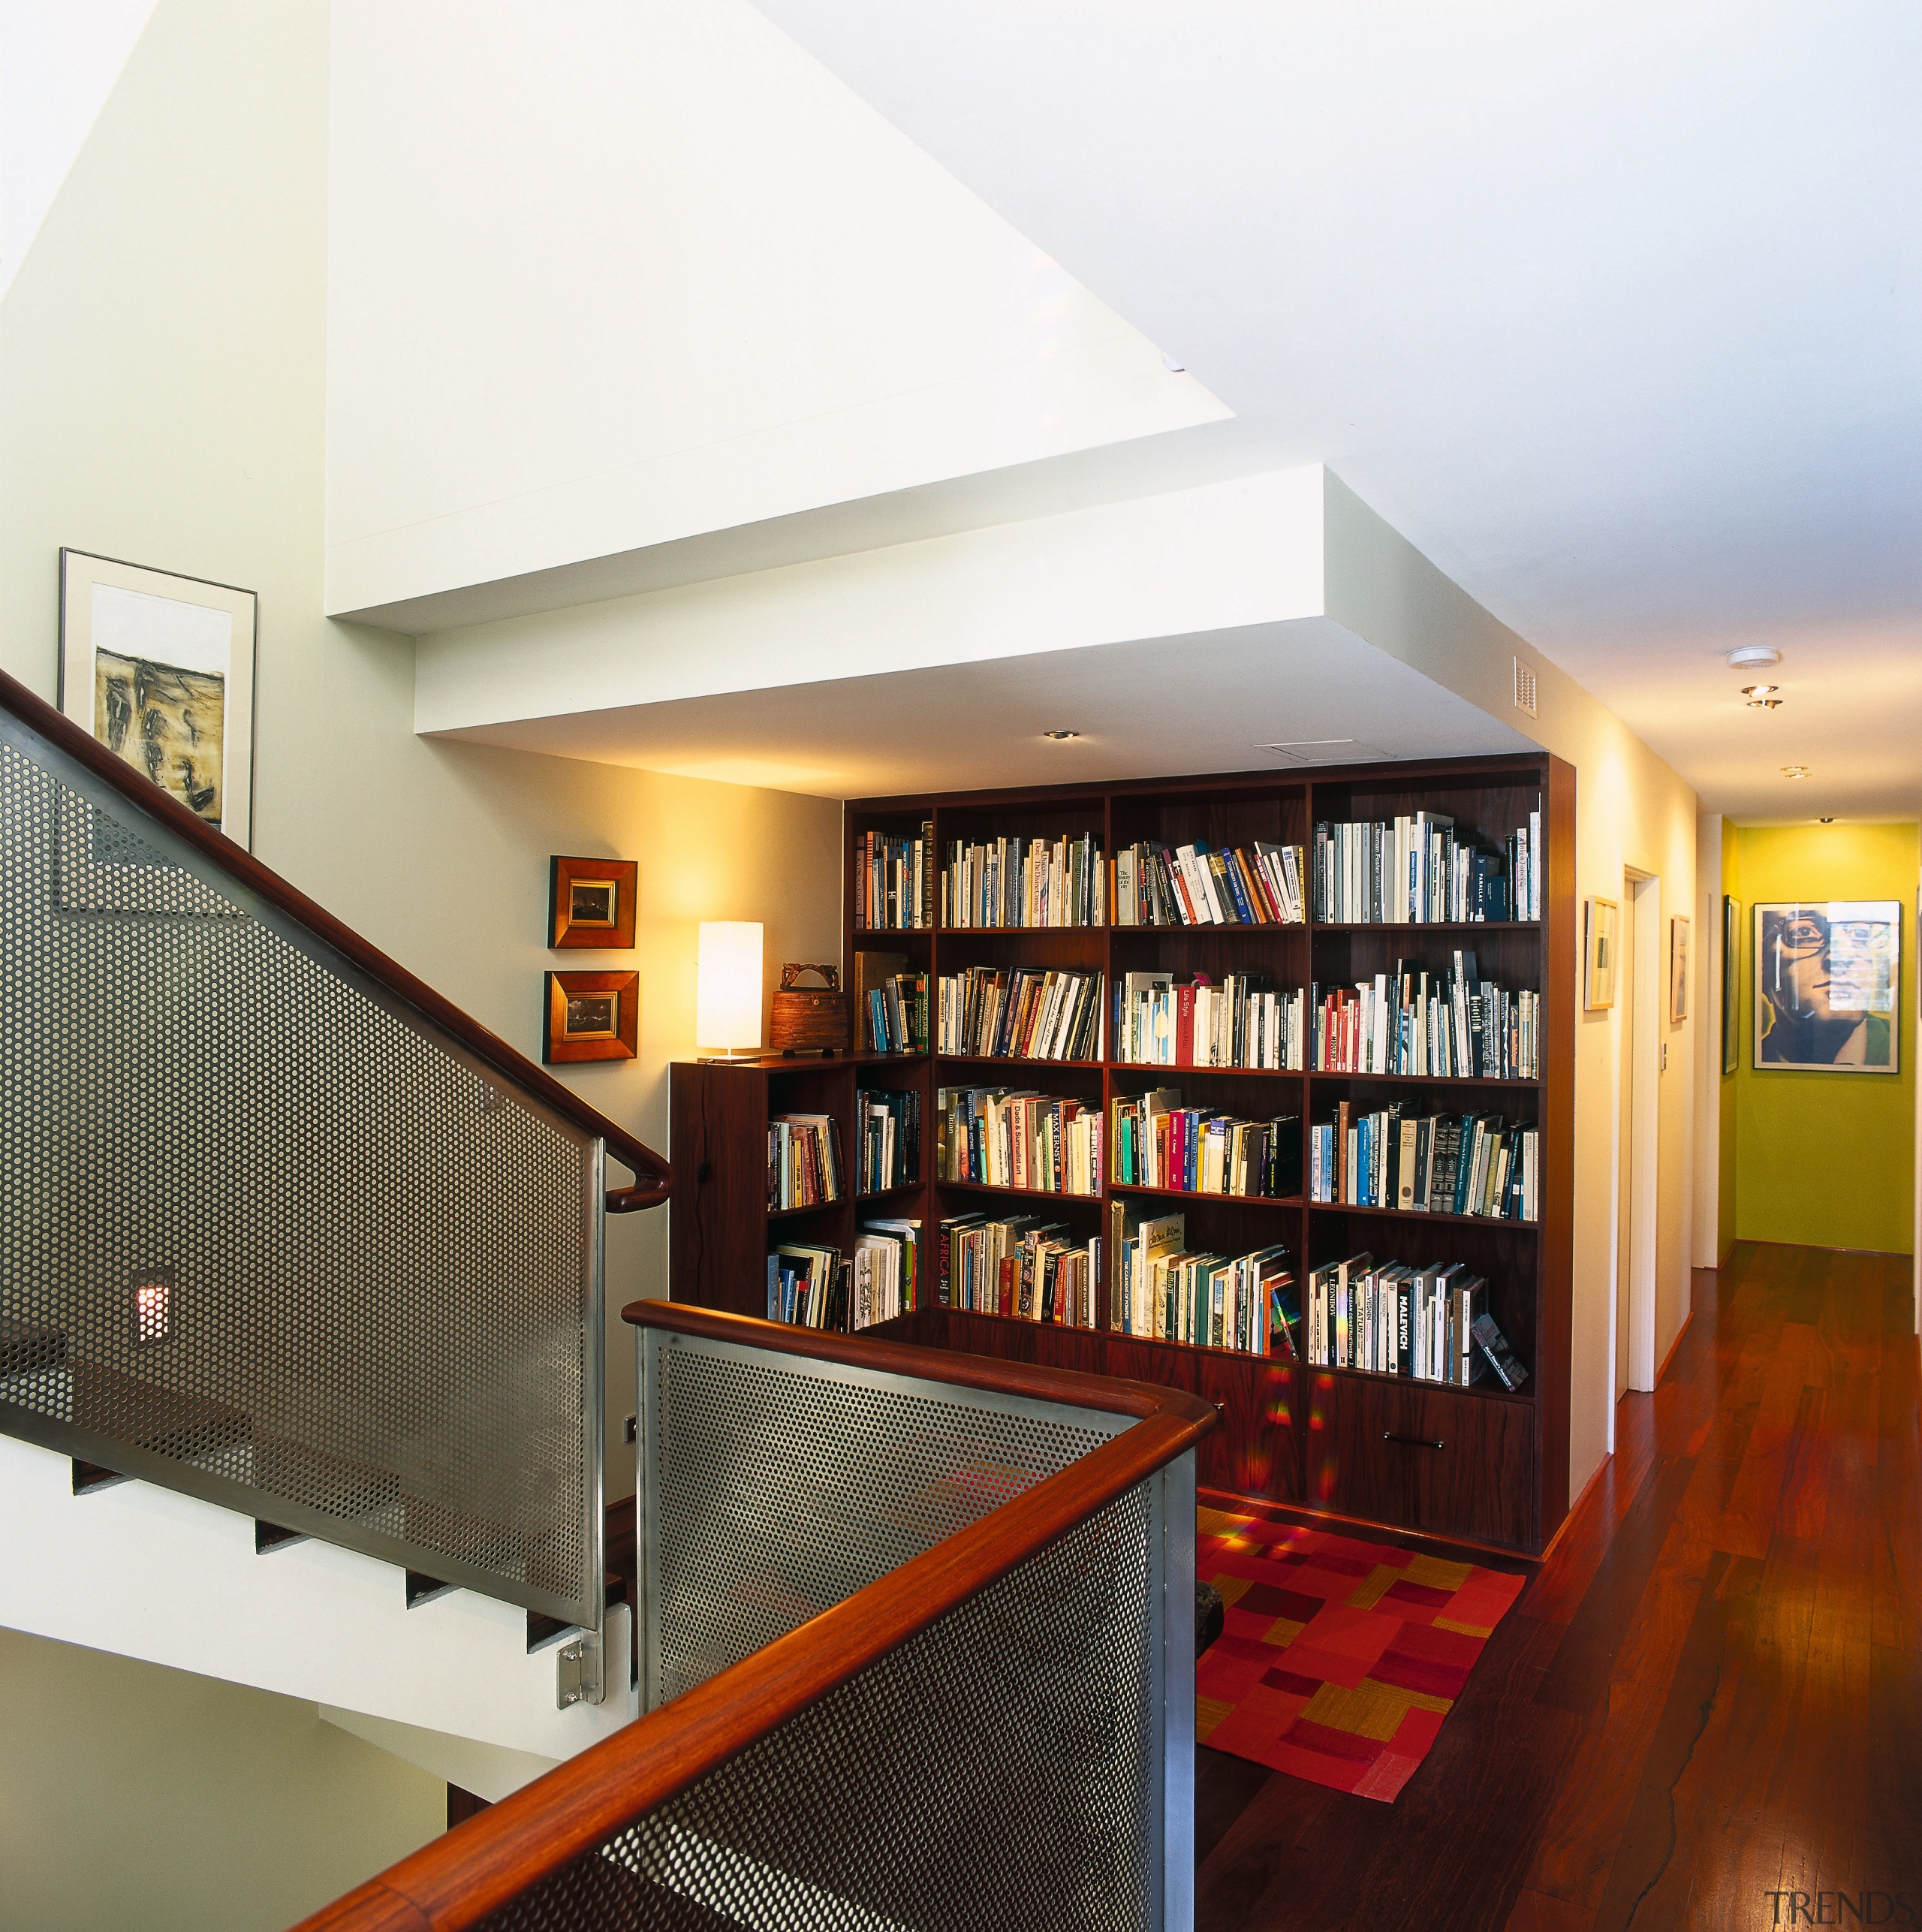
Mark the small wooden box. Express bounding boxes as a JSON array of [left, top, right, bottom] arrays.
[[769, 963, 848, 1053]]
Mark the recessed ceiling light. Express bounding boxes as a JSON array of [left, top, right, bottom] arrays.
[[1740, 684, 1779, 698], [1782, 765, 1810, 779], [1747, 698, 1782, 710], [1041, 729, 1082, 741], [1728, 646, 1782, 670], [1818, 816, 1835, 824]]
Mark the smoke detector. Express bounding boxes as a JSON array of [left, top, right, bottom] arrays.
[[1727, 647, 1782, 671]]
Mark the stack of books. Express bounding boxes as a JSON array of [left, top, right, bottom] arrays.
[[1113, 971, 1306, 1070], [936, 966, 1104, 1061], [861, 969, 927, 1054], [1303, 1253, 1529, 1388], [854, 1222, 919, 1328], [938, 1087, 1101, 1195], [1110, 1209, 1297, 1354], [766, 1243, 848, 1328], [1310, 1105, 1539, 1222], [767, 1114, 843, 1211], [857, 1088, 920, 1194], [1312, 805, 1541, 924], [1110, 1089, 1301, 1199], [941, 832, 1104, 927], [1311, 953, 1540, 1079], [938, 1213, 1101, 1325], [1110, 839, 1305, 926], [854, 822, 933, 930]]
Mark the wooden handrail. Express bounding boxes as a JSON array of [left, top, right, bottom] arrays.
[[0, 665, 670, 1213], [293, 1307, 1216, 1932]]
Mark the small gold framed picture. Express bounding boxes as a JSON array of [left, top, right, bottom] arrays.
[[544, 971, 638, 1063], [1584, 895, 1620, 1011], [550, 855, 636, 949]]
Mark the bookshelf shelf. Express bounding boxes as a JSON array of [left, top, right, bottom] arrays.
[[673, 750, 1571, 1553], [1308, 1200, 1541, 1231], [765, 1198, 845, 1221]]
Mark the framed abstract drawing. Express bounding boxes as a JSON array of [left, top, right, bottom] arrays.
[[544, 970, 638, 1064], [1722, 896, 1740, 1075], [59, 550, 258, 847], [1584, 896, 1619, 1011], [1669, 915, 1690, 1023], [550, 855, 637, 949], [1752, 900, 1899, 1074]]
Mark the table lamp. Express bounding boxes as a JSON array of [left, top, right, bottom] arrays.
[[696, 921, 763, 1061]]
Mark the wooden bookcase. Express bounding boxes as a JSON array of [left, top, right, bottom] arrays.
[[670, 752, 1574, 1554]]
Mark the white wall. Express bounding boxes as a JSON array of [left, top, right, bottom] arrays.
[[0, 1623, 443, 1932], [0, 0, 845, 1492], [324, 0, 1227, 622], [1324, 474, 1701, 1503]]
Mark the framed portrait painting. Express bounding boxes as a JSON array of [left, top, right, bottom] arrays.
[[1753, 901, 1899, 1074], [1669, 915, 1690, 1024], [59, 550, 258, 848], [1584, 896, 1619, 1011], [1722, 896, 1740, 1075]]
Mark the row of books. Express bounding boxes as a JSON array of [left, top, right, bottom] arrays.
[[1113, 971, 1307, 1071], [1312, 955, 1540, 1079], [854, 823, 934, 930], [936, 1086, 1103, 1195], [767, 1114, 844, 1212], [1111, 1209, 1296, 1354], [1312, 806, 1541, 924], [857, 1087, 921, 1194], [938, 1213, 1101, 1326], [766, 1220, 920, 1331], [1304, 1252, 1529, 1388], [935, 967, 1104, 1062], [940, 833, 1105, 929], [1311, 1106, 1540, 1222], [863, 970, 929, 1054], [1110, 1090, 1301, 1200], [1110, 839, 1307, 927]]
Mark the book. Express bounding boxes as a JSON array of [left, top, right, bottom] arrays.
[[767, 1114, 844, 1210], [857, 1087, 921, 1194], [1312, 812, 1535, 924], [1472, 1310, 1529, 1390], [855, 822, 934, 930], [1309, 957, 1540, 1079], [937, 1087, 1102, 1195], [942, 830, 1105, 928], [1110, 839, 1306, 927], [1111, 1090, 1301, 1200], [936, 966, 1105, 1061]]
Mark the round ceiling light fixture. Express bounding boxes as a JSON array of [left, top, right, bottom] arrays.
[[1781, 764, 1810, 779], [1819, 816, 1836, 824], [1741, 684, 1779, 698], [1747, 697, 1782, 710], [1728, 646, 1782, 671], [1041, 728, 1083, 741]]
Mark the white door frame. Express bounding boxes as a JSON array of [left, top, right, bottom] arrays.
[[1607, 870, 1662, 1446]]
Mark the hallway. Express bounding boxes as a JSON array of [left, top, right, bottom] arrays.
[[1195, 1242, 1922, 1931]]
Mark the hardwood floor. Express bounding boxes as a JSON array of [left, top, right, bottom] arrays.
[[1194, 1241, 1922, 1932]]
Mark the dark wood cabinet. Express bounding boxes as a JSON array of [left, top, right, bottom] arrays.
[[670, 751, 1573, 1554]]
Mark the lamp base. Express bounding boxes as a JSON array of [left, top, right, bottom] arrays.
[[697, 1049, 764, 1065]]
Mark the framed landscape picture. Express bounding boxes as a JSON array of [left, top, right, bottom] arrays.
[[544, 970, 638, 1064], [59, 550, 258, 848], [1753, 900, 1899, 1074], [1722, 896, 1740, 1075], [1669, 915, 1690, 1023], [550, 854, 637, 949]]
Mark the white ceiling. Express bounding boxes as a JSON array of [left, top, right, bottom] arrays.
[[431, 618, 1535, 799], [748, 0, 1922, 822]]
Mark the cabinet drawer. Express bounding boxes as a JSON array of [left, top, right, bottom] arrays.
[[1309, 1373, 1536, 1551]]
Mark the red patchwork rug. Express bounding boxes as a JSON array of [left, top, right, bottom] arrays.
[[1195, 1505, 1529, 1802]]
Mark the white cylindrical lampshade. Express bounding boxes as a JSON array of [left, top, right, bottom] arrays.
[[696, 921, 763, 1052]]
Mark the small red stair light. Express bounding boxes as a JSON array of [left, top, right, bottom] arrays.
[[131, 1267, 173, 1346]]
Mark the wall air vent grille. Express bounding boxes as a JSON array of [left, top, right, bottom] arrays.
[[1513, 659, 1538, 717]]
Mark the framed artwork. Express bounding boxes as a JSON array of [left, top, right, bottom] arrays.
[[1584, 896, 1619, 1011], [1669, 915, 1690, 1023], [544, 970, 638, 1064], [1722, 897, 1740, 1075], [1753, 900, 1900, 1074], [550, 855, 637, 949], [59, 550, 258, 847]]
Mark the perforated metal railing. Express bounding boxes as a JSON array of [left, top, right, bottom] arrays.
[[0, 679, 667, 1633], [297, 1307, 1208, 1932]]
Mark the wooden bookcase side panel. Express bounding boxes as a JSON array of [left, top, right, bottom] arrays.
[[664, 752, 1574, 1551]]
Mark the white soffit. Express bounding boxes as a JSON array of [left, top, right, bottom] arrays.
[[430, 617, 1536, 800], [747, 0, 1922, 821], [324, 0, 1228, 628]]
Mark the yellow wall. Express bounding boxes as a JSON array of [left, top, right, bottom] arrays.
[[0, 0, 845, 1490], [1732, 822, 1917, 1253], [0, 1626, 444, 1932]]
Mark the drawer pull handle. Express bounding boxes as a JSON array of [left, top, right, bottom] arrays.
[[1383, 1431, 1446, 1451]]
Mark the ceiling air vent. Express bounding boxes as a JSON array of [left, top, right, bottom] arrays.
[[1513, 659, 1538, 717]]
